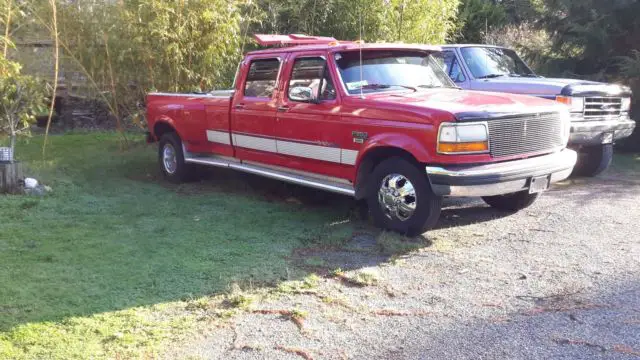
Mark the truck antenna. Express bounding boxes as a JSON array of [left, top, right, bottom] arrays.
[[359, 7, 364, 99]]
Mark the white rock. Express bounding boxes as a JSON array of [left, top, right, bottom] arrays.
[[24, 178, 38, 189]]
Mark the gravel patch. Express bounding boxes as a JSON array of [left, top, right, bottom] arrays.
[[166, 170, 640, 360]]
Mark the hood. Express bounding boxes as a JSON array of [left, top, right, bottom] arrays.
[[473, 77, 632, 98], [361, 88, 565, 121]]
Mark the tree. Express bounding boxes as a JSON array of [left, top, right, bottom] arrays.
[[254, 0, 459, 44], [453, 0, 507, 43], [0, 55, 47, 159], [24, 0, 252, 130]]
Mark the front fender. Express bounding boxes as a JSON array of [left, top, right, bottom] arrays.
[[356, 132, 434, 167], [352, 133, 434, 199]]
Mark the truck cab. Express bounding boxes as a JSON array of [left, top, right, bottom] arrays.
[[146, 35, 577, 236], [438, 44, 636, 176]]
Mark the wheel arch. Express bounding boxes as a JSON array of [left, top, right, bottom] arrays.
[[354, 146, 425, 200], [153, 118, 180, 141]]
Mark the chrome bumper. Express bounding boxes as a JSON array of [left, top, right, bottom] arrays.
[[426, 149, 578, 197], [569, 116, 636, 146]]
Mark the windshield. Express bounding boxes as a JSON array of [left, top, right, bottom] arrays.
[[460, 47, 536, 79], [334, 50, 456, 95]]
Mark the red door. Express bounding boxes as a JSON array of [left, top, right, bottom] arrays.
[[275, 53, 354, 180], [230, 56, 284, 164]]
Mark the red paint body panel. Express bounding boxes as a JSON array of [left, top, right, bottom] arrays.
[[146, 42, 568, 185]]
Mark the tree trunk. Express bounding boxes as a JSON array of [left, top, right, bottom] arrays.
[[0, 162, 23, 193]]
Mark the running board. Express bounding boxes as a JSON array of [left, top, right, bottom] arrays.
[[185, 155, 355, 196]]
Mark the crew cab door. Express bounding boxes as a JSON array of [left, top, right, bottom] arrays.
[[230, 55, 284, 164], [275, 53, 352, 180]]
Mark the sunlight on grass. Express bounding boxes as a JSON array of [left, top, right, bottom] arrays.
[[0, 132, 357, 359], [0, 306, 195, 359]]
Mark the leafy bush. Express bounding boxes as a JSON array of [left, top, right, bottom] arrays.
[[0, 55, 47, 155], [484, 22, 554, 72]]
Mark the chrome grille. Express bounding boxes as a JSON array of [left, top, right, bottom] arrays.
[[487, 112, 564, 158], [584, 97, 622, 118]]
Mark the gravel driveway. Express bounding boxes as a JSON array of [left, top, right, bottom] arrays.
[[167, 164, 640, 360]]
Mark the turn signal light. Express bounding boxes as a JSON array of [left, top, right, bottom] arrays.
[[556, 96, 584, 112], [555, 96, 571, 105], [437, 141, 489, 154]]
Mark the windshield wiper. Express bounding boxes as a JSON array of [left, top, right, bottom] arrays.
[[360, 84, 417, 92], [416, 84, 442, 89], [477, 73, 506, 79]]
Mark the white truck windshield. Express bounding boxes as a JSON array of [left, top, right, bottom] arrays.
[[460, 46, 536, 79]]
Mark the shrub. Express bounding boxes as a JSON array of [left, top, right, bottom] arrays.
[[0, 55, 47, 158]]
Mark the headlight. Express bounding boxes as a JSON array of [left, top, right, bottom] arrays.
[[556, 96, 584, 113], [559, 109, 571, 146], [437, 122, 489, 154], [621, 97, 631, 112]]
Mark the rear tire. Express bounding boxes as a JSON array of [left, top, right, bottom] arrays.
[[571, 144, 613, 177], [482, 191, 540, 212], [158, 132, 194, 183], [367, 157, 442, 236]]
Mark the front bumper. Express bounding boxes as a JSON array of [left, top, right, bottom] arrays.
[[426, 149, 578, 197], [569, 116, 636, 146]]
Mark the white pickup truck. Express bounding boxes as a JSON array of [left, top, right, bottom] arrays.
[[438, 44, 635, 176]]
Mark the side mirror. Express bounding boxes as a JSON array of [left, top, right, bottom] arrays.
[[289, 86, 318, 103]]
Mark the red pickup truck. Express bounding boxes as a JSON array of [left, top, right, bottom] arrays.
[[146, 34, 577, 236]]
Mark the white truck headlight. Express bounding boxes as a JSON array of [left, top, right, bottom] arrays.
[[621, 97, 631, 112], [437, 122, 489, 154], [556, 96, 584, 113]]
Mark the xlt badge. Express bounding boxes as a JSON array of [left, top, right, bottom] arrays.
[[352, 131, 368, 144]]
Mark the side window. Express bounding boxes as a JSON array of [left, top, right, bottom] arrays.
[[441, 51, 466, 83], [244, 58, 280, 98], [288, 57, 337, 101]]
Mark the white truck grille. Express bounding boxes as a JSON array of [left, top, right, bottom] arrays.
[[487, 112, 564, 158], [584, 97, 622, 118]]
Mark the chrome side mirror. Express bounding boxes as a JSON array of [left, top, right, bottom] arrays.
[[289, 86, 317, 103]]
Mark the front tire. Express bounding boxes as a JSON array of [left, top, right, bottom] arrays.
[[482, 191, 540, 212], [571, 144, 613, 177], [367, 157, 442, 236], [158, 132, 194, 183]]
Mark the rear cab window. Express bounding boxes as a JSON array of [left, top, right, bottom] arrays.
[[244, 58, 281, 98]]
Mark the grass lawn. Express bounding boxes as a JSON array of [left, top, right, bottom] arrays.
[[0, 132, 359, 359], [611, 151, 640, 174]]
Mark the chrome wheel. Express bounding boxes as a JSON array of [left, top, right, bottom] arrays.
[[378, 173, 417, 222], [162, 143, 178, 174]]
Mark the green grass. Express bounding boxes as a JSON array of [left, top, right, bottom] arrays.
[[0, 132, 359, 359], [611, 152, 640, 173]]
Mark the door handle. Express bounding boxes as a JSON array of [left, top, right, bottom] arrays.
[[234, 104, 245, 110], [277, 106, 289, 112]]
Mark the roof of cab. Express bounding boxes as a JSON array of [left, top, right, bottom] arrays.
[[245, 42, 443, 56], [439, 44, 508, 49]]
